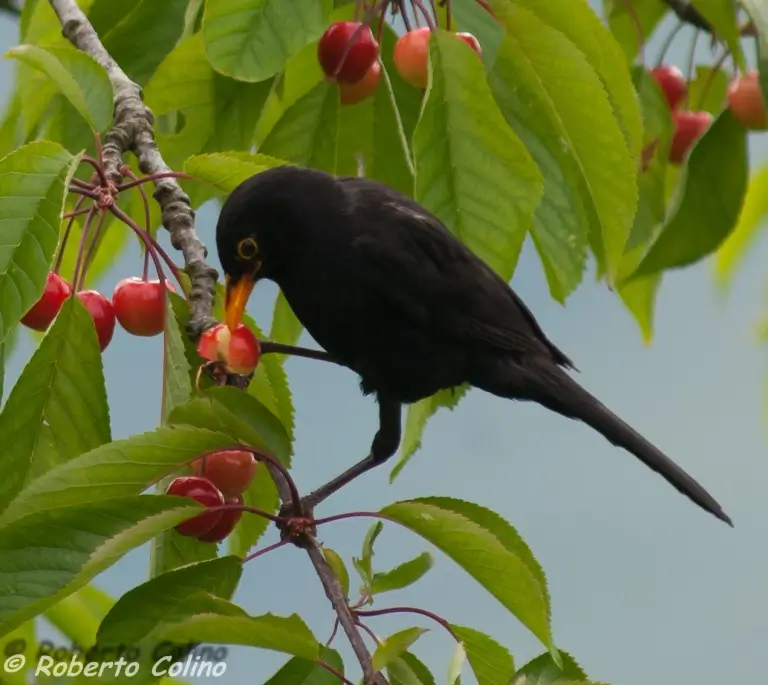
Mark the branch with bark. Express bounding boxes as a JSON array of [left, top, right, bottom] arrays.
[[47, 1, 385, 682]]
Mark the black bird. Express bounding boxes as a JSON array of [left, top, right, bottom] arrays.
[[218, 165, 731, 525]]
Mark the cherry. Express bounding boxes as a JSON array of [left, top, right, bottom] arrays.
[[727, 70, 768, 130], [197, 322, 261, 375], [669, 110, 713, 165], [77, 290, 116, 351], [196, 495, 244, 543], [393, 27, 431, 89], [21, 272, 72, 331], [318, 22, 380, 84], [650, 65, 687, 111], [192, 450, 257, 498], [457, 32, 483, 58], [340, 61, 381, 105], [112, 277, 175, 337], [166, 476, 225, 537]]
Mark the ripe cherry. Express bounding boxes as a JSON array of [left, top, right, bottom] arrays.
[[192, 450, 257, 498], [318, 22, 380, 84], [650, 65, 687, 111], [393, 27, 431, 89], [340, 61, 381, 105], [166, 476, 225, 537], [21, 272, 72, 331], [77, 290, 116, 351], [669, 110, 713, 165], [197, 495, 244, 543], [456, 32, 483, 58], [727, 70, 768, 130], [112, 277, 175, 337], [197, 322, 261, 375]]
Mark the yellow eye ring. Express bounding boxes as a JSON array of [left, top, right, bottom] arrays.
[[237, 237, 259, 260]]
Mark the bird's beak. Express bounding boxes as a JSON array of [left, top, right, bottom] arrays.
[[225, 270, 257, 331]]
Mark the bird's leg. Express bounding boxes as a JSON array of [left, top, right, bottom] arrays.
[[284, 399, 402, 519]]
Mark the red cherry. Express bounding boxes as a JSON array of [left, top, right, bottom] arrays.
[[340, 61, 382, 105], [21, 272, 71, 331], [197, 322, 261, 375], [456, 32, 482, 57], [112, 277, 175, 337], [393, 27, 431, 89], [318, 22, 380, 84], [669, 110, 713, 165], [76, 290, 116, 351], [196, 495, 244, 543], [166, 476, 225, 537], [727, 70, 768, 130], [650, 66, 687, 111], [191, 450, 257, 498]]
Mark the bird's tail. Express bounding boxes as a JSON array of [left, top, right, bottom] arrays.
[[475, 358, 732, 525]]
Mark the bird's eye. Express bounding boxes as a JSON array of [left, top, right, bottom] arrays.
[[237, 237, 259, 260]]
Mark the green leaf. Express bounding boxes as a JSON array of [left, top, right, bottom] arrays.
[[371, 552, 433, 595], [162, 291, 193, 420], [451, 0, 506, 69], [372, 627, 429, 672], [381, 497, 554, 656], [259, 82, 339, 173], [43, 583, 115, 647], [715, 165, 768, 289], [0, 495, 208, 638], [0, 621, 35, 685], [98, 556, 242, 645], [0, 141, 77, 342], [150, 524, 219, 578], [264, 647, 343, 685], [390, 387, 467, 482], [512, 651, 587, 685], [690, 0, 744, 67], [185, 151, 286, 194], [414, 30, 542, 280], [227, 463, 280, 557], [321, 546, 350, 598], [0, 424, 238, 526], [387, 652, 437, 685], [631, 109, 748, 278], [203, 0, 327, 83], [604, 0, 667, 61], [687, 66, 729, 114], [270, 291, 304, 346], [5, 44, 113, 132], [355, 520, 383, 585], [742, 0, 768, 104], [450, 625, 515, 685], [0, 296, 110, 514], [447, 641, 467, 684]]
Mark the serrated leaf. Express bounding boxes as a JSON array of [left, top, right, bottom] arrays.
[[604, 0, 667, 61], [162, 291, 193, 420], [150, 524, 219, 579], [5, 44, 112, 132], [631, 109, 748, 278], [371, 552, 433, 595], [381, 497, 554, 656], [0, 296, 110, 514], [414, 30, 542, 279], [357, 520, 383, 584], [715, 164, 768, 290], [203, 0, 327, 83], [511, 651, 587, 685], [0, 495, 208, 638], [265, 647, 344, 685], [690, 0, 744, 67], [0, 424, 238, 526], [0, 141, 76, 342], [321, 547, 350, 598], [390, 387, 467, 482], [447, 641, 467, 684], [387, 652, 438, 685], [270, 291, 304, 346], [742, 0, 768, 104], [98, 556, 242, 645], [372, 627, 429, 672], [450, 625, 515, 685], [184, 151, 287, 194]]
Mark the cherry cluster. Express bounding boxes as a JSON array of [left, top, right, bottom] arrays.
[[650, 65, 767, 165], [318, 20, 481, 105], [166, 450, 258, 543]]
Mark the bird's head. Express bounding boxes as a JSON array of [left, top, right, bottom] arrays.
[[216, 165, 339, 331]]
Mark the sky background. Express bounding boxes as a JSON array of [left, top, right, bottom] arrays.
[[2, 4, 767, 685]]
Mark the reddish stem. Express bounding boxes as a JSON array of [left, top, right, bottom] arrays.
[[619, 0, 645, 62], [326, 618, 341, 646], [80, 154, 110, 189], [312, 511, 394, 527], [69, 177, 97, 192], [76, 208, 109, 291], [145, 233, 186, 294], [683, 28, 700, 110], [242, 538, 291, 563], [71, 205, 99, 291], [400, 0, 413, 31], [411, 0, 436, 29], [109, 204, 168, 291], [656, 19, 684, 68], [696, 49, 730, 110], [316, 661, 355, 685], [355, 619, 382, 645], [355, 606, 458, 640], [54, 195, 89, 273], [63, 206, 93, 220], [116, 171, 195, 192], [69, 185, 101, 201]]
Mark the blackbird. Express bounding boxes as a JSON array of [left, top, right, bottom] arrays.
[[217, 165, 731, 525]]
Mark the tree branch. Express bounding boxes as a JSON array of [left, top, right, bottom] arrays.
[[662, 0, 756, 36], [47, 2, 386, 681]]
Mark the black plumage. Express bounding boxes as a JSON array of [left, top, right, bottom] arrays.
[[217, 165, 731, 525]]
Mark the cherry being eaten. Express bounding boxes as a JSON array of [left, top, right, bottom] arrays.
[[197, 322, 262, 375]]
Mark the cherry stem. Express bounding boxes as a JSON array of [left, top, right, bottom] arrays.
[[145, 233, 187, 294], [316, 660, 355, 685], [54, 194, 89, 274], [312, 511, 394, 527], [656, 19, 684, 68], [116, 171, 195, 192], [399, 0, 413, 31], [71, 205, 99, 292], [80, 154, 110, 189], [355, 606, 458, 641], [69, 177, 96, 192], [76, 207, 109, 291], [69, 184, 100, 201], [332, 0, 391, 81], [355, 619, 382, 645], [109, 204, 168, 292], [696, 48, 730, 110], [619, 0, 644, 63], [326, 618, 341, 646], [473, 0, 495, 19], [683, 28, 701, 110], [411, 0, 436, 29], [445, 0, 452, 31], [242, 537, 291, 563], [120, 166, 153, 280]]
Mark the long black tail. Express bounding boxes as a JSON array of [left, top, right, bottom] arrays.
[[476, 358, 732, 526]]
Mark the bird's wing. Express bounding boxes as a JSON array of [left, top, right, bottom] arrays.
[[342, 180, 573, 368]]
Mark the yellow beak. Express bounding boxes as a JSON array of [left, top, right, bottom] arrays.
[[225, 272, 256, 331]]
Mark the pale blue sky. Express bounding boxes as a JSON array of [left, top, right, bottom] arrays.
[[2, 6, 766, 685]]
